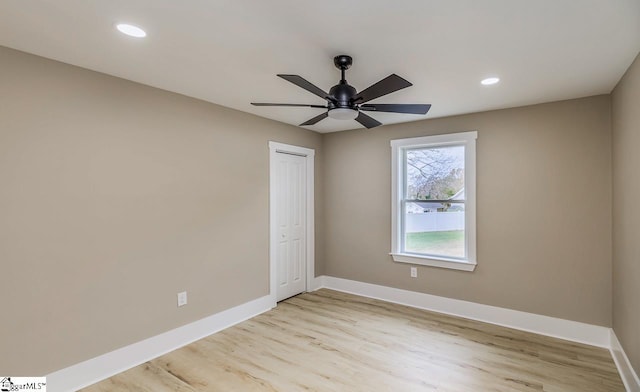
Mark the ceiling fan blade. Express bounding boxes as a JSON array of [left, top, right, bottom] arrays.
[[299, 111, 328, 126], [278, 75, 332, 101], [359, 104, 431, 115], [355, 74, 412, 104], [252, 103, 328, 108], [355, 112, 383, 129]]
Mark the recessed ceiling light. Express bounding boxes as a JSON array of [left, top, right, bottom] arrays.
[[116, 23, 147, 38], [481, 77, 500, 86]]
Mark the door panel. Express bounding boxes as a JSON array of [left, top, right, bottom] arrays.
[[278, 241, 288, 286]]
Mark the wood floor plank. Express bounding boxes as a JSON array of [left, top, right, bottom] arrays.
[[81, 289, 624, 392]]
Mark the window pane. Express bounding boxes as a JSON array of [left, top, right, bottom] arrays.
[[404, 145, 465, 258], [404, 202, 465, 258], [406, 145, 465, 200]]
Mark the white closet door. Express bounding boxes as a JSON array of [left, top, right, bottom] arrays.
[[275, 152, 307, 301]]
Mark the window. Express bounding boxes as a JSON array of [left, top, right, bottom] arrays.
[[390, 131, 477, 271]]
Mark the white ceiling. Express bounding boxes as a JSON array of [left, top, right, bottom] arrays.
[[1, 1, 639, 133]]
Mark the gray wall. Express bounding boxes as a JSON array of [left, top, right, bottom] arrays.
[[322, 96, 612, 326], [0, 46, 324, 375], [612, 51, 640, 374], [1, 42, 630, 377]]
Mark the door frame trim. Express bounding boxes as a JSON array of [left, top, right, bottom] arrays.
[[268, 141, 315, 305]]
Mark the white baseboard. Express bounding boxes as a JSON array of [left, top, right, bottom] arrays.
[[309, 275, 325, 291], [313, 275, 611, 348], [46, 295, 275, 392], [611, 330, 640, 392]]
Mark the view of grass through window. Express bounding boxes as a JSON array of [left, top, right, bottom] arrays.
[[403, 145, 465, 258], [405, 230, 465, 258]]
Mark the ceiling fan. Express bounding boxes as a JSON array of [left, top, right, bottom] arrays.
[[251, 55, 431, 129]]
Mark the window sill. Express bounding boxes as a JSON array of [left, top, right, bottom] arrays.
[[390, 253, 477, 272]]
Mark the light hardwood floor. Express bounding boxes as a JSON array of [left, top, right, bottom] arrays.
[[82, 289, 624, 391]]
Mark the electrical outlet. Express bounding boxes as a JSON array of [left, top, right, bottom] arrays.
[[177, 291, 188, 307], [410, 267, 418, 278]]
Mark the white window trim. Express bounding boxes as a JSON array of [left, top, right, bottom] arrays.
[[390, 131, 477, 272]]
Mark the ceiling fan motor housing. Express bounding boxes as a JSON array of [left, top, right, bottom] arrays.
[[329, 83, 357, 109]]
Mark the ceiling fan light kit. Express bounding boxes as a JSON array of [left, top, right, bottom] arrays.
[[252, 55, 431, 129], [328, 108, 358, 120]]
